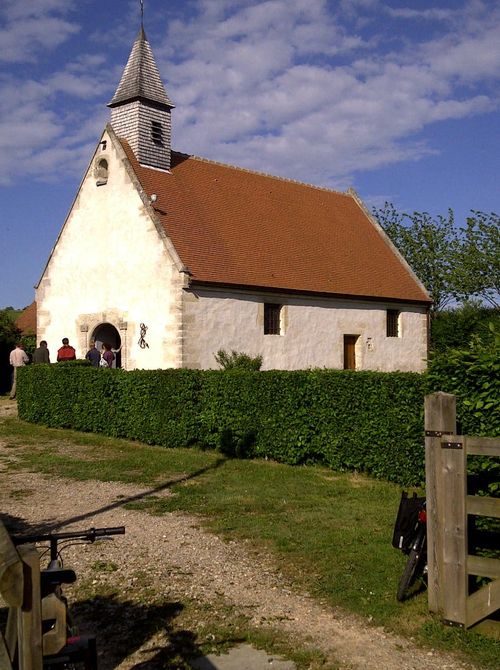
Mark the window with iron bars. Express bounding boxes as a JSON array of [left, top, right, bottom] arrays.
[[386, 309, 400, 337], [264, 303, 282, 335]]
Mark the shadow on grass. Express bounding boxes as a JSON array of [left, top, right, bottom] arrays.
[[2, 457, 227, 537]]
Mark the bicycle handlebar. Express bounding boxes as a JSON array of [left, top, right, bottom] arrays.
[[12, 526, 125, 546]]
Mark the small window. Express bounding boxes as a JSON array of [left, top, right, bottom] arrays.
[[151, 121, 163, 146], [387, 310, 400, 337], [264, 303, 282, 335], [95, 158, 108, 186]]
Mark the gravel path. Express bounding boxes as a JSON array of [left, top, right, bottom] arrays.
[[0, 402, 477, 670]]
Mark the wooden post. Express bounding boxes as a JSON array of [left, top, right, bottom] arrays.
[[0, 520, 24, 665], [0, 630, 14, 670], [0, 523, 24, 608], [16, 545, 43, 670], [440, 433, 468, 625], [424, 392, 456, 614]]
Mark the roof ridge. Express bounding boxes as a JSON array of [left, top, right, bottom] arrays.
[[171, 150, 349, 197]]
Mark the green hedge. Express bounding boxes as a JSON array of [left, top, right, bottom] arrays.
[[17, 352, 499, 486], [427, 325, 500, 438], [17, 363, 428, 485]]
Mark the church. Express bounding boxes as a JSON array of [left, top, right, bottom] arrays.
[[34, 24, 431, 372]]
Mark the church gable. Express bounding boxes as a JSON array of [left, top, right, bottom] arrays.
[[36, 126, 186, 370]]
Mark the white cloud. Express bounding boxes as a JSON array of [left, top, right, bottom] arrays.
[[47, 71, 109, 98], [0, 16, 79, 62], [386, 7, 454, 21], [423, 25, 500, 82], [0, 0, 499, 188], [2, 0, 75, 21], [0, 0, 79, 62], [163, 0, 500, 187]]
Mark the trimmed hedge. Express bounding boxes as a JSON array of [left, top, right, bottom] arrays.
[[428, 343, 500, 438], [17, 363, 428, 485], [16, 331, 499, 489]]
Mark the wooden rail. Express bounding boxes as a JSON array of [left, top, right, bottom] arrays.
[[425, 392, 500, 628]]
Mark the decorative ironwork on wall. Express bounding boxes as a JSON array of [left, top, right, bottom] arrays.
[[138, 323, 149, 349]]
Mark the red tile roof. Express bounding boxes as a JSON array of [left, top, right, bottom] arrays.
[[120, 140, 431, 304], [15, 301, 36, 334]]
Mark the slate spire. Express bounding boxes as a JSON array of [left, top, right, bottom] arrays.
[[108, 26, 174, 170]]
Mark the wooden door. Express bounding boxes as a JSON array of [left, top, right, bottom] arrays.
[[343, 335, 358, 370]]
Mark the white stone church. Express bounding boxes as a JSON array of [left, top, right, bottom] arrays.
[[35, 25, 431, 372]]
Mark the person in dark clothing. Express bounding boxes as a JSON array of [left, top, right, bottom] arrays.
[[85, 340, 101, 367], [57, 338, 76, 362], [32, 340, 50, 364], [100, 342, 115, 368]]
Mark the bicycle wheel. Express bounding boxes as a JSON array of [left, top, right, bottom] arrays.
[[43, 636, 97, 670], [397, 545, 425, 601]]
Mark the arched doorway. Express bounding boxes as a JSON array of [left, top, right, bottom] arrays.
[[92, 323, 122, 368]]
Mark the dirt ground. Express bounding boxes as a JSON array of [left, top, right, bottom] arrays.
[[0, 401, 477, 669]]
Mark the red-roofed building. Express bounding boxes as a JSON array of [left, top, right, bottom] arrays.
[[15, 301, 36, 335], [35, 26, 431, 372]]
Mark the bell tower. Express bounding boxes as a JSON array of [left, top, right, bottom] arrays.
[[108, 25, 174, 171]]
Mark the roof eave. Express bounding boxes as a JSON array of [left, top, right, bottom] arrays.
[[187, 279, 433, 307], [107, 95, 174, 110]]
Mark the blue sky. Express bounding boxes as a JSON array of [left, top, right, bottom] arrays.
[[0, 0, 499, 309]]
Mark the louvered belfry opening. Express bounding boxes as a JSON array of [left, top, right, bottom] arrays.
[[108, 26, 174, 171]]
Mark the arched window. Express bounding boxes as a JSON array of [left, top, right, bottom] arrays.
[[96, 158, 109, 186]]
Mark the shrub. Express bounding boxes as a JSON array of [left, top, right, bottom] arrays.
[[214, 349, 263, 371], [427, 323, 500, 500], [431, 304, 500, 353], [428, 322, 500, 436]]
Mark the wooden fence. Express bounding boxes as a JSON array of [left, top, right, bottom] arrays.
[[0, 522, 43, 670], [425, 392, 500, 628]]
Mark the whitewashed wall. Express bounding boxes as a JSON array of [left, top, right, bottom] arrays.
[[36, 129, 183, 369], [182, 287, 428, 372]]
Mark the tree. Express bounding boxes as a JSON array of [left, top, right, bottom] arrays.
[[430, 302, 500, 353], [373, 203, 460, 312], [455, 211, 500, 308]]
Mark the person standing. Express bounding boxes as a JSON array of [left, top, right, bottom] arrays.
[[9, 343, 29, 399], [57, 338, 76, 362], [32, 340, 50, 364], [100, 343, 115, 368], [85, 340, 101, 367]]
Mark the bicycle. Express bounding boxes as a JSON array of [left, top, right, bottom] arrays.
[[392, 492, 427, 602], [12, 525, 125, 669]]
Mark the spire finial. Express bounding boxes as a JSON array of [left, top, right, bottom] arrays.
[[140, 0, 144, 28]]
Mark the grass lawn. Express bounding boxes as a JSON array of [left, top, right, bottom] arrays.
[[0, 406, 498, 668]]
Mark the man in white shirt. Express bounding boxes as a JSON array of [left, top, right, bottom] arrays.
[[9, 343, 29, 399]]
